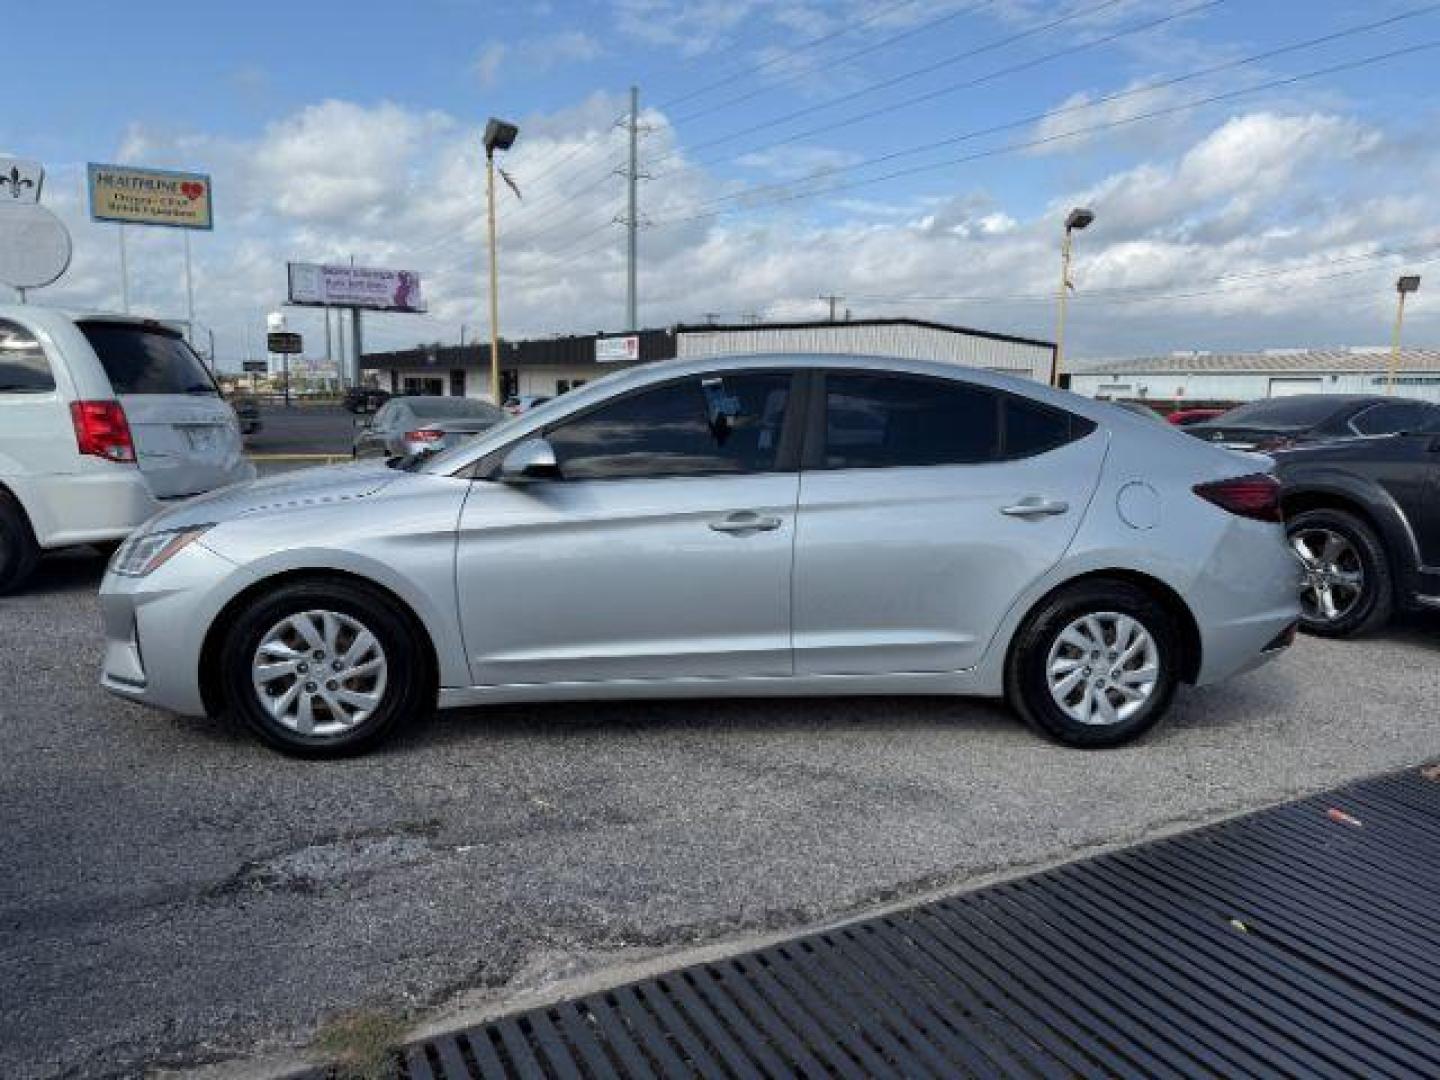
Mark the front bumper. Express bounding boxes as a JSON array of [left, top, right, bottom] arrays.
[[99, 541, 252, 717]]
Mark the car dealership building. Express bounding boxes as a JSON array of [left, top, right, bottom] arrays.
[[1070, 347, 1440, 406], [360, 318, 1057, 400]]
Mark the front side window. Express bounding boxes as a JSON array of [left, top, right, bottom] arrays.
[[823, 373, 1000, 468], [78, 321, 215, 395], [548, 373, 792, 480], [0, 320, 54, 393]]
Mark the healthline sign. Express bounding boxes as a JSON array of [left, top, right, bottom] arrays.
[[87, 164, 213, 230]]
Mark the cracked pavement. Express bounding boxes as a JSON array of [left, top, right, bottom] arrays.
[[2, 549, 1438, 1078]]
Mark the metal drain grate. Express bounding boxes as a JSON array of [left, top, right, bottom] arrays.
[[318, 765, 1440, 1078]]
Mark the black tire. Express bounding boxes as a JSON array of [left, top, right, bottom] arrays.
[[1286, 508, 1392, 639], [0, 490, 41, 596], [1006, 579, 1181, 749], [219, 578, 432, 757]]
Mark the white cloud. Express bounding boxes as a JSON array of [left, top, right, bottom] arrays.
[[471, 43, 506, 88], [471, 31, 602, 87]]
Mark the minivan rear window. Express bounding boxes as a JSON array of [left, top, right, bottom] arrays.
[[78, 321, 217, 395]]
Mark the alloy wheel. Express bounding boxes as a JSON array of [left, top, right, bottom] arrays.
[[1291, 527, 1364, 623], [250, 610, 388, 736], [1045, 611, 1161, 727]]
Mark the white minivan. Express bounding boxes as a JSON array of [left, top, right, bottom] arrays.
[[0, 306, 255, 593]]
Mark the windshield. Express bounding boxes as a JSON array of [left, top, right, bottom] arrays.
[[79, 321, 217, 395], [1208, 396, 1346, 428]]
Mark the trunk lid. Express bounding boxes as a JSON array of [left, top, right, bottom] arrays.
[[78, 320, 248, 498]]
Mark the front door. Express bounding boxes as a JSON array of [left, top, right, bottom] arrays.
[[793, 371, 1107, 675], [455, 371, 800, 685]]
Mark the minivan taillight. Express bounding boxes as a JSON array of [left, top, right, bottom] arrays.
[[70, 400, 136, 463], [405, 429, 445, 443], [1193, 473, 1282, 522]]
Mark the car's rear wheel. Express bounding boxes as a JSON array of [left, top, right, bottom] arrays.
[[0, 491, 40, 596], [1286, 508, 1391, 638], [1007, 580, 1180, 748], [220, 578, 430, 757]]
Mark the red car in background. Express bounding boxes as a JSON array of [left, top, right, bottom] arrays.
[[1167, 407, 1227, 427]]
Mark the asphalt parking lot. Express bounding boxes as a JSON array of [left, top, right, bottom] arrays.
[[243, 403, 360, 457], [2, 549, 1438, 1079]]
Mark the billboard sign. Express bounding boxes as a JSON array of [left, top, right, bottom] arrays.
[[287, 262, 424, 312], [267, 332, 303, 355], [242, 360, 268, 373], [595, 334, 640, 363], [88, 164, 213, 230]]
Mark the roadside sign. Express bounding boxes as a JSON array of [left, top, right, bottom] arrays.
[[0, 158, 44, 204], [596, 334, 639, 363], [267, 332, 303, 355], [0, 203, 72, 289], [242, 360, 268, 373], [287, 262, 424, 312], [87, 164, 213, 230]]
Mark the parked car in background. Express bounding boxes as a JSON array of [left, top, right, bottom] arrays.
[[1183, 394, 1440, 451], [1167, 407, 1227, 427], [343, 386, 390, 415], [0, 307, 254, 594], [229, 394, 262, 436], [352, 395, 508, 459], [503, 394, 552, 416], [1274, 419, 1440, 637], [100, 354, 1298, 757]]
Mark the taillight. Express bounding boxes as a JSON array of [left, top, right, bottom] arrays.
[[405, 429, 444, 443], [1193, 472, 1282, 522], [70, 400, 136, 463]]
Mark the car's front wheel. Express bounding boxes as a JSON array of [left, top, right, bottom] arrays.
[[1286, 508, 1392, 638], [219, 578, 431, 757], [0, 490, 40, 596], [1007, 580, 1181, 748]]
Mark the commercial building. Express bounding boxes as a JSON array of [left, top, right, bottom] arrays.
[[360, 318, 1056, 400], [1070, 348, 1440, 406]]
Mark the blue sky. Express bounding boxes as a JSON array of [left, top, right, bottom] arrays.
[[7, 1, 1440, 367]]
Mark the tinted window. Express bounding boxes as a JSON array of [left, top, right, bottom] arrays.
[[79, 321, 216, 395], [1216, 396, 1350, 427], [823, 374, 999, 469], [1004, 396, 1090, 458], [0, 320, 54, 392], [1350, 401, 1428, 435], [548, 373, 791, 480], [410, 397, 504, 420]]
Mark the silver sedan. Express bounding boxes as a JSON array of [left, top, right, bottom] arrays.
[[99, 354, 1300, 757]]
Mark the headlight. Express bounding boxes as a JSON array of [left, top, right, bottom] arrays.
[[110, 524, 214, 577]]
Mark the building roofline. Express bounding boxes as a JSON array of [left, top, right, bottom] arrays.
[[675, 317, 1055, 351]]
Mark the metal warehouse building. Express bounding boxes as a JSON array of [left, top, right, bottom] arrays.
[[1070, 348, 1440, 406], [361, 318, 1055, 400]]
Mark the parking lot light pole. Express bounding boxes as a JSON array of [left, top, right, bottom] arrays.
[[1054, 207, 1094, 388], [484, 118, 519, 405], [1387, 274, 1421, 395]]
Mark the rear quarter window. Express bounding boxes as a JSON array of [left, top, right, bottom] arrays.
[[0, 320, 55, 393], [1002, 396, 1093, 459], [78, 321, 216, 395]]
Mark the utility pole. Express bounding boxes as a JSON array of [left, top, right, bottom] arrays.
[[324, 308, 334, 388], [819, 294, 844, 321], [183, 231, 195, 346], [626, 85, 640, 331]]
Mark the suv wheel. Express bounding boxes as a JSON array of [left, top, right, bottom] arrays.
[[1008, 580, 1180, 748], [220, 579, 431, 757], [1287, 508, 1392, 638], [0, 491, 40, 596]]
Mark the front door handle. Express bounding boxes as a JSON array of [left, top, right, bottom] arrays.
[[1001, 497, 1070, 519], [710, 511, 783, 534]]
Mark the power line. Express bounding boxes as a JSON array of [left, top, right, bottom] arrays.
[[645, 40, 1440, 230]]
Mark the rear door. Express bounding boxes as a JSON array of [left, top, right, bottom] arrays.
[[793, 371, 1105, 675], [78, 320, 245, 498]]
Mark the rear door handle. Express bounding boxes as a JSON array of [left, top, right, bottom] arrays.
[[1001, 498, 1070, 518], [710, 511, 783, 534]]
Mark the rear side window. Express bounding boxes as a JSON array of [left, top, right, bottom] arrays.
[[1003, 396, 1091, 458], [0, 320, 55, 393], [822, 374, 1000, 468], [1350, 401, 1427, 435], [78, 321, 216, 396], [548, 373, 792, 479]]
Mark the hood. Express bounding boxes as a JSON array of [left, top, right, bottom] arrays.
[[144, 460, 400, 532]]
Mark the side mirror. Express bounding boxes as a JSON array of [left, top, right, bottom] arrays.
[[499, 437, 561, 483]]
